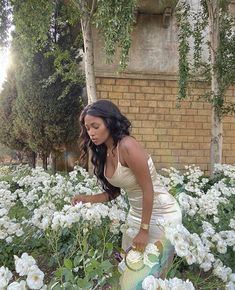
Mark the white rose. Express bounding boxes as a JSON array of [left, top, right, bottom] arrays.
[[7, 280, 27, 290], [144, 243, 160, 268], [26, 265, 44, 289], [126, 249, 142, 264], [142, 275, 158, 290], [14, 253, 36, 276], [0, 266, 13, 288]]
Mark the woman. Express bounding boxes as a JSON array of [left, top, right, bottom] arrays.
[[72, 99, 182, 289]]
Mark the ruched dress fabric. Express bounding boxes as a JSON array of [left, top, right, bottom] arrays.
[[105, 146, 182, 290]]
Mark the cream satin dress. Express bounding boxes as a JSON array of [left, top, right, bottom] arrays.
[[105, 145, 182, 290]]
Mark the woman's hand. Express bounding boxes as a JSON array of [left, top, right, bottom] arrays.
[[71, 195, 90, 206], [132, 229, 149, 252]]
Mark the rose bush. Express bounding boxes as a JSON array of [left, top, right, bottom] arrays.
[[0, 163, 234, 289]]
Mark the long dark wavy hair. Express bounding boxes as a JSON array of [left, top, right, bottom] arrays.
[[79, 99, 131, 199]]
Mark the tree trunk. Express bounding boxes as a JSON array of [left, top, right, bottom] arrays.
[[26, 150, 37, 168], [81, 13, 97, 104], [207, 0, 222, 175], [42, 153, 48, 170]]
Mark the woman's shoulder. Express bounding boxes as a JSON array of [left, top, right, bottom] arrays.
[[119, 136, 144, 154]]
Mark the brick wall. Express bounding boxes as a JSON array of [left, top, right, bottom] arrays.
[[96, 77, 235, 174]]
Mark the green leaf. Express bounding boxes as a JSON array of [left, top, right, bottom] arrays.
[[64, 258, 73, 269]]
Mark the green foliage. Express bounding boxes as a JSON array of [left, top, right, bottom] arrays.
[[175, 1, 192, 101], [11, 0, 54, 57], [0, 0, 11, 47], [95, 0, 138, 70], [0, 68, 28, 152], [176, 0, 235, 118]]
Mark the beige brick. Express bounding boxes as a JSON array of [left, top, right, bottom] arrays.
[[154, 128, 167, 135], [173, 136, 188, 142], [155, 87, 165, 94], [158, 135, 173, 141], [119, 106, 129, 113], [183, 143, 200, 149], [169, 143, 182, 149], [135, 114, 149, 120], [142, 128, 154, 135], [101, 78, 115, 85], [195, 130, 210, 136], [196, 157, 210, 164], [131, 128, 139, 134], [108, 92, 123, 99], [148, 114, 165, 121], [167, 129, 180, 136], [129, 86, 141, 93], [186, 109, 198, 115], [224, 123, 231, 130], [156, 121, 172, 128], [199, 111, 211, 117], [179, 156, 197, 164], [116, 79, 131, 85], [187, 150, 203, 156], [134, 135, 143, 141], [126, 113, 135, 120], [148, 100, 157, 107], [171, 122, 187, 129], [132, 120, 142, 127], [129, 107, 139, 113], [172, 149, 187, 156], [157, 101, 173, 108], [142, 120, 156, 127], [191, 88, 206, 95], [144, 134, 158, 141], [164, 115, 182, 122], [199, 143, 210, 150], [119, 99, 131, 106], [165, 80, 178, 88], [145, 141, 161, 149], [186, 122, 203, 129], [231, 144, 235, 150], [170, 108, 186, 115], [135, 93, 145, 99], [201, 123, 210, 130], [147, 94, 164, 100], [157, 149, 172, 156], [188, 136, 204, 142], [148, 80, 165, 87], [191, 102, 204, 109], [160, 142, 169, 149], [131, 100, 149, 107], [100, 92, 108, 98], [155, 107, 170, 114], [140, 86, 155, 94], [161, 155, 179, 163], [224, 157, 235, 163], [123, 92, 136, 100], [112, 85, 129, 93], [194, 116, 209, 122], [97, 84, 113, 92], [132, 79, 148, 86], [223, 150, 234, 157], [171, 87, 179, 94], [140, 107, 154, 114]]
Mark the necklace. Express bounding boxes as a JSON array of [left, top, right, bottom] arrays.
[[107, 147, 114, 157]]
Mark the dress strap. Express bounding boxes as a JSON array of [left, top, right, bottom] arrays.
[[116, 142, 120, 164]]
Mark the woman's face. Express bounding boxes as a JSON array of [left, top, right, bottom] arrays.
[[84, 114, 111, 146]]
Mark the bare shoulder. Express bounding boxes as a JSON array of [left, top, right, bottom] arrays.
[[119, 136, 147, 157]]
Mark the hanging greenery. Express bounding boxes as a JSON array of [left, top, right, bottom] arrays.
[[94, 0, 138, 70], [176, 0, 235, 118]]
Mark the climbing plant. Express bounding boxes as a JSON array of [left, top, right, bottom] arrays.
[[176, 0, 235, 173]]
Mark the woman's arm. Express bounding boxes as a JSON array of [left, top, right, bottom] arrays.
[[71, 191, 120, 205], [120, 136, 154, 251]]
